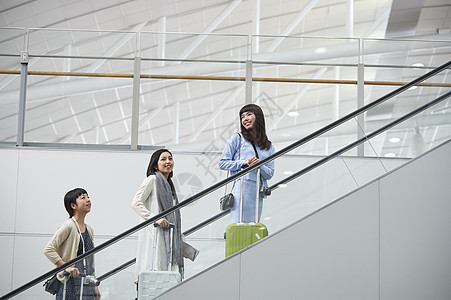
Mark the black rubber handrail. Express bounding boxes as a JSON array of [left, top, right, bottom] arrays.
[[1, 60, 449, 300]]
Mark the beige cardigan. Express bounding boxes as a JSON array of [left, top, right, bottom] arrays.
[[44, 218, 94, 282]]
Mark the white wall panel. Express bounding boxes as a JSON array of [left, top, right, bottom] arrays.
[[159, 254, 241, 300], [380, 141, 451, 300], [11, 236, 53, 299], [0, 236, 14, 296], [14, 149, 145, 235], [0, 149, 19, 232]]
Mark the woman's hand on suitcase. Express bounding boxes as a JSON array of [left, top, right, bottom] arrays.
[[156, 218, 170, 228], [65, 266, 80, 278]]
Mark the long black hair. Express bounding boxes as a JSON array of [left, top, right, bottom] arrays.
[[239, 104, 271, 150], [146, 148, 176, 196]]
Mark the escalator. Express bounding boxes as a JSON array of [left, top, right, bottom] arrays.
[[1, 61, 450, 300]]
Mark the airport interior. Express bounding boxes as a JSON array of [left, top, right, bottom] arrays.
[[1, 0, 450, 299]]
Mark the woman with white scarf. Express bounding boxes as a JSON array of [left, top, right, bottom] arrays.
[[131, 149, 198, 281]]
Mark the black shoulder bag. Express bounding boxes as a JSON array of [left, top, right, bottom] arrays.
[[43, 274, 61, 295], [220, 133, 241, 211], [250, 142, 271, 198]]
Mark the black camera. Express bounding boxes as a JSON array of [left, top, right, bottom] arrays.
[[260, 186, 271, 198]]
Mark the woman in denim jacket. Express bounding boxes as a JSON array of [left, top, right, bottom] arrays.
[[219, 104, 275, 223]]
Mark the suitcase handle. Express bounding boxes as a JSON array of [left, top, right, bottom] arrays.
[[238, 168, 261, 224], [151, 223, 174, 271], [62, 272, 68, 300], [254, 168, 260, 223]]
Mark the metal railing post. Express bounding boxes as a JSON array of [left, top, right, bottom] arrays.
[[245, 35, 253, 104], [17, 50, 29, 147], [131, 33, 141, 150], [357, 38, 365, 156]]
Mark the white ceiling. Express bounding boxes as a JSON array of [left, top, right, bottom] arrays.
[[0, 0, 450, 158]]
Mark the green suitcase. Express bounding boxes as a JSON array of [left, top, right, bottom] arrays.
[[225, 222, 268, 257], [225, 169, 268, 257]]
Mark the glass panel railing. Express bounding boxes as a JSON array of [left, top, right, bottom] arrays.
[[92, 236, 136, 299], [251, 36, 360, 150], [0, 62, 20, 143], [0, 28, 26, 143], [362, 38, 451, 137], [264, 90, 450, 234], [356, 61, 451, 162], [23, 72, 134, 144], [23, 29, 137, 145], [0, 28, 26, 55], [370, 94, 451, 162], [363, 39, 451, 72], [3, 31, 450, 152], [138, 32, 249, 149], [2, 61, 450, 299]]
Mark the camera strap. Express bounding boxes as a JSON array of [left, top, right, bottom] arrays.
[[71, 217, 89, 300], [72, 217, 87, 275], [250, 142, 264, 187], [225, 133, 242, 195], [250, 142, 259, 159]]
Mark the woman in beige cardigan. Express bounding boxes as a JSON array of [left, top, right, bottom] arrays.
[[44, 188, 100, 300]]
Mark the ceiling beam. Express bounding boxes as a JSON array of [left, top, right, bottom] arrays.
[[265, 0, 319, 52], [385, 0, 423, 38], [362, 6, 391, 38], [179, 0, 241, 60], [347, 0, 354, 38], [252, 0, 261, 53]]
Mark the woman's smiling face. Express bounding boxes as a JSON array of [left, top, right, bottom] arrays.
[[241, 111, 255, 130], [157, 151, 174, 178]]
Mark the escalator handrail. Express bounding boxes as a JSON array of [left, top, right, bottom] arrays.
[[2, 60, 449, 300]]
